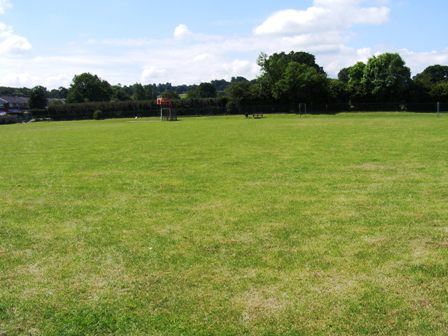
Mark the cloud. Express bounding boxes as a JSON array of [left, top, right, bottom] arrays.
[[254, 0, 389, 36], [396, 48, 448, 75], [0, 0, 446, 88], [130, 0, 393, 85], [0, 23, 31, 54], [0, 0, 11, 15], [0, 1, 32, 55], [174, 24, 192, 39], [141, 66, 167, 83]]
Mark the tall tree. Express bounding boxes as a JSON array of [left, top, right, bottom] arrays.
[[225, 80, 254, 114], [187, 83, 217, 98], [28, 86, 48, 109], [343, 62, 367, 102], [430, 81, 448, 102], [258, 51, 325, 85], [226, 81, 253, 102], [414, 65, 448, 88], [66, 73, 112, 103], [132, 84, 146, 101], [412, 65, 448, 101], [211, 79, 230, 93], [362, 53, 411, 101], [338, 67, 350, 83], [327, 79, 348, 103], [273, 62, 327, 106], [160, 90, 180, 100], [257, 51, 327, 104], [58, 87, 69, 99], [144, 85, 155, 100], [197, 83, 217, 98], [111, 85, 131, 101]]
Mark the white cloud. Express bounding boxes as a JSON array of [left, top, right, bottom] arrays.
[[0, 73, 71, 88], [254, 0, 389, 36], [174, 24, 192, 39], [223, 60, 259, 78], [0, 1, 32, 56], [0, 0, 11, 15], [141, 66, 167, 83], [131, 1, 444, 85], [397, 48, 448, 75], [0, 23, 31, 54], [192, 53, 213, 62]]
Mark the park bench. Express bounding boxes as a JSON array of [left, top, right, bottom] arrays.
[[245, 113, 264, 119]]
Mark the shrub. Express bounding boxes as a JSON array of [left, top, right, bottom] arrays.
[[226, 100, 241, 114], [0, 114, 17, 124], [93, 109, 104, 120]]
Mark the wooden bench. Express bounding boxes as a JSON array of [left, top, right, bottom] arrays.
[[245, 113, 264, 119]]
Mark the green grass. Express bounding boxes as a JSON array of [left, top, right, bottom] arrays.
[[1, 113, 447, 335]]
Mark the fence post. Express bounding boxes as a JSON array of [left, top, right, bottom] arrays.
[[437, 101, 440, 117]]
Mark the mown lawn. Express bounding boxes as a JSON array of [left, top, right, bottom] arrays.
[[1, 113, 447, 335]]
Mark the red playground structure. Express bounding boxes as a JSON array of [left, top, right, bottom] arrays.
[[157, 97, 177, 121]]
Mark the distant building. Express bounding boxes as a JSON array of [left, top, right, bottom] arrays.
[[0, 96, 29, 112], [0, 96, 32, 124], [0, 97, 8, 112]]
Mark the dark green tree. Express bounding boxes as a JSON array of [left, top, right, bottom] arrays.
[[132, 84, 146, 101], [66, 73, 112, 103], [144, 85, 155, 100], [197, 83, 217, 98], [28, 86, 48, 109], [225, 80, 254, 113], [211, 79, 230, 93], [111, 85, 131, 101], [58, 87, 69, 99], [48, 87, 68, 99], [187, 83, 217, 99], [345, 62, 367, 102], [160, 90, 180, 99], [186, 85, 200, 99], [430, 81, 448, 101], [230, 76, 249, 83], [412, 65, 448, 101], [414, 65, 448, 88], [272, 62, 327, 106], [257, 51, 327, 104], [338, 67, 350, 83], [362, 53, 411, 101], [327, 79, 348, 103], [258, 51, 325, 84]]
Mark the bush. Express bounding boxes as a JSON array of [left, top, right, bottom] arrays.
[[93, 110, 104, 120], [29, 109, 48, 118], [0, 114, 17, 124], [226, 100, 241, 114]]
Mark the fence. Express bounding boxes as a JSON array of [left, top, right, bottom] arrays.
[[27, 100, 448, 122], [32, 99, 228, 121], [242, 102, 447, 115]]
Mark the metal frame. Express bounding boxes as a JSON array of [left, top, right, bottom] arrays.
[[160, 107, 177, 121]]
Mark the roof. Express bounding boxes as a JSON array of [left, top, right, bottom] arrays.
[[0, 98, 7, 104], [0, 96, 29, 105]]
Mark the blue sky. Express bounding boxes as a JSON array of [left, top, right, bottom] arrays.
[[0, 0, 447, 88]]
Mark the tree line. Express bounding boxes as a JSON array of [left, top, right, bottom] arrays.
[[4, 51, 448, 114]]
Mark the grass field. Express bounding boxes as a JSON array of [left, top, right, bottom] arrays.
[[1, 113, 447, 335]]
